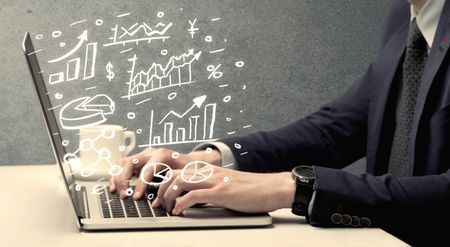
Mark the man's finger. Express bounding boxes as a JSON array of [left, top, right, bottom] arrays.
[[152, 197, 162, 208], [123, 148, 155, 169], [163, 178, 213, 212], [162, 178, 185, 212], [172, 189, 215, 215], [155, 169, 181, 208], [133, 162, 156, 200], [109, 176, 116, 193], [116, 160, 135, 199]]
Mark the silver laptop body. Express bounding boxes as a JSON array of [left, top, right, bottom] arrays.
[[22, 32, 272, 230]]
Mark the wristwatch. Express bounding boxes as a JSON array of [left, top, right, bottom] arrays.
[[291, 165, 315, 216]]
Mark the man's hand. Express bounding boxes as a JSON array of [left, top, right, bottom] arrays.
[[152, 166, 296, 215], [109, 148, 222, 200]]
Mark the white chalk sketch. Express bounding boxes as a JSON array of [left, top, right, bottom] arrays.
[[117, 12, 130, 18], [41, 11, 250, 155], [181, 161, 214, 184], [209, 48, 225, 54], [103, 21, 173, 47], [47, 31, 97, 84], [66, 58, 80, 81], [48, 30, 88, 63], [70, 19, 87, 26], [123, 49, 202, 99], [206, 64, 223, 79], [188, 18, 198, 39], [59, 94, 115, 130], [63, 126, 123, 177], [83, 42, 97, 80], [139, 95, 218, 147], [105, 61, 114, 81], [140, 162, 173, 186]]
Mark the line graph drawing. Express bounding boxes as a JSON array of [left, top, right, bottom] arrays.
[[139, 95, 218, 148], [122, 49, 202, 99], [103, 21, 173, 47], [158, 95, 206, 124], [59, 94, 115, 130]]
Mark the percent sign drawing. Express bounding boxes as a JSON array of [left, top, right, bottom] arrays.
[[207, 64, 223, 79]]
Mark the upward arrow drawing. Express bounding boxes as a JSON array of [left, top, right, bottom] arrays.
[[48, 30, 88, 63], [158, 95, 207, 124]]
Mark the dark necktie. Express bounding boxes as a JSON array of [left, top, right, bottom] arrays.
[[388, 20, 428, 176]]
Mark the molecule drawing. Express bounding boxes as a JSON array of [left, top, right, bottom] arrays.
[[63, 126, 123, 177]]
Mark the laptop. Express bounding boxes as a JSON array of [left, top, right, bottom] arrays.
[[22, 32, 272, 230]]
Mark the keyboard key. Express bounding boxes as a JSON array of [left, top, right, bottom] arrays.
[[124, 197, 140, 217], [153, 207, 168, 217], [98, 186, 168, 218], [99, 191, 111, 218], [108, 192, 125, 218], [136, 199, 153, 217]]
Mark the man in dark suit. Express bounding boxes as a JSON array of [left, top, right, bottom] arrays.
[[111, 0, 450, 244]]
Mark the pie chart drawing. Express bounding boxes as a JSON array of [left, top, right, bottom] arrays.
[[140, 162, 173, 186], [181, 161, 214, 184], [59, 94, 115, 130]]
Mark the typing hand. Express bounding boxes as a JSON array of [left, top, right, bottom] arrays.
[[152, 166, 296, 215], [109, 148, 222, 200]]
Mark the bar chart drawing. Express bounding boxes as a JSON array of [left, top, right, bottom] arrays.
[[139, 95, 218, 148], [48, 42, 98, 84], [122, 49, 202, 99]]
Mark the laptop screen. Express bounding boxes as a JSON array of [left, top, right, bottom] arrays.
[[22, 32, 83, 221]]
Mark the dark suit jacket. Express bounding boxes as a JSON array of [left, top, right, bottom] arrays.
[[222, 0, 450, 245]]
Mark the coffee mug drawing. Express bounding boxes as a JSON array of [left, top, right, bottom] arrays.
[[75, 124, 136, 177]]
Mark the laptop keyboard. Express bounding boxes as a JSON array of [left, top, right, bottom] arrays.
[[98, 186, 169, 218]]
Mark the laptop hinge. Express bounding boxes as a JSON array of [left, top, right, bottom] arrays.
[[73, 186, 90, 219]]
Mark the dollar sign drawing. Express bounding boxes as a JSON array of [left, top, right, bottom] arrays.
[[106, 61, 114, 82]]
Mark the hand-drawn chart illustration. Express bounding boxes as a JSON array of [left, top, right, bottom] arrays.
[[103, 20, 173, 47], [140, 162, 173, 186], [47, 30, 98, 84], [63, 126, 123, 177], [59, 94, 115, 130], [181, 161, 214, 183], [139, 95, 217, 147], [123, 49, 202, 100], [34, 7, 251, 171]]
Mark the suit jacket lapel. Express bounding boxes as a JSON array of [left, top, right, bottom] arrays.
[[367, 21, 409, 175], [410, 1, 450, 174]]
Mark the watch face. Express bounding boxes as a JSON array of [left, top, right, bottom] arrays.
[[293, 166, 315, 180]]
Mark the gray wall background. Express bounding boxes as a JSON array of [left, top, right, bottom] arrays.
[[1, 0, 390, 174]]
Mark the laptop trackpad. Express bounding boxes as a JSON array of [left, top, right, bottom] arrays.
[[182, 206, 262, 218]]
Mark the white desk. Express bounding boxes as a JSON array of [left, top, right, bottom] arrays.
[[0, 165, 408, 247]]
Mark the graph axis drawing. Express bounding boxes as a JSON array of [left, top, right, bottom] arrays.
[[139, 95, 218, 148], [123, 49, 202, 99]]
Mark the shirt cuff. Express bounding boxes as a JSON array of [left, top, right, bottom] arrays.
[[193, 142, 238, 170], [308, 190, 316, 217]]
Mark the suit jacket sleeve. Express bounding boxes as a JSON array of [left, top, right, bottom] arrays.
[[221, 68, 371, 172], [310, 166, 450, 243]]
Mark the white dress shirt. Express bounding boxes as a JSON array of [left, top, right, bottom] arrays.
[[411, 0, 445, 51]]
